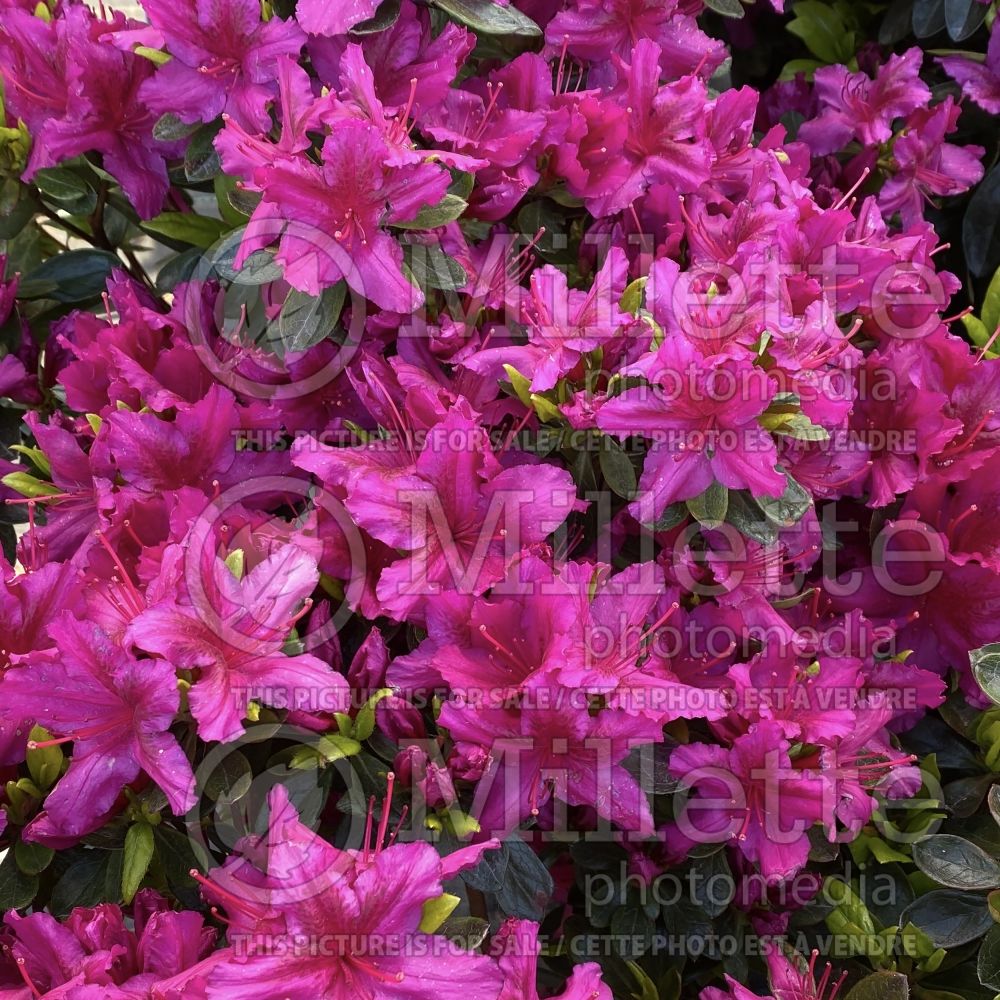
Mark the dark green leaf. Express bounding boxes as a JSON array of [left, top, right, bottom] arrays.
[[691, 850, 733, 918], [153, 112, 200, 142], [184, 124, 222, 183], [270, 282, 346, 355], [880, 0, 916, 44], [900, 890, 993, 948], [786, 1, 855, 62], [687, 482, 729, 529], [599, 437, 637, 498], [705, 0, 745, 16], [979, 925, 1000, 990], [757, 473, 811, 527], [645, 502, 688, 532], [14, 840, 54, 876], [349, 0, 402, 32], [461, 839, 553, 920], [944, 0, 988, 40], [438, 916, 490, 950], [18, 249, 120, 303], [0, 851, 37, 910], [394, 194, 468, 230], [203, 750, 254, 803], [430, 0, 542, 36], [610, 905, 656, 956], [34, 167, 97, 215], [726, 490, 780, 544], [965, 165, 1000, 278], [913, 0, 947, 36], [0, 190, 37, 240], [49, 850, 118, 915], [945, 774, 996, 818], [845, 971, 910, 1000], [988, 785, 1000, 828], [405, 245, 468, 292], [153, 825, 201, 908], [122, 823, 155, 903], [155, 248, 202, 294], [973, 643, 1000, 705], [913, 835, 1000, 889], [142, 212, 226, 249]]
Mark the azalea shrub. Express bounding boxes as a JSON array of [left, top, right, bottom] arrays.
[[2, 0, 1000, 997]]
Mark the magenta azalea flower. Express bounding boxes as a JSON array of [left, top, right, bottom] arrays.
[[1, 614, 196, 835], [938, 27, 1000, 115], [128, 543, 349, 742], [798, 48, 930, 155], [233, 120, 448, 311], [113, 0, 306, 131], [668, 722, 826, 881], [597, 336, 786, 521], [184, 784, 504, 999], [495, 918, 611, 1000]]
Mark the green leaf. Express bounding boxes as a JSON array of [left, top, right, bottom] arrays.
[[900, 890, 993, 948], [269, 282, 346, 355], [184, 124, 222, 183], [644, 502, 688, 532], [350, 0, 402, 32], [202, 750, 253, 803], [989, 784, 1000, 827], [353, 688, 394, 742], [626, 962, 660, 1000], [965, 165, 1000, 278], [2, 472, 59, 498], [0, 852, 37, 910], [393, 193, 468, 229], [155, 248, 202, 294], [437, 916, 490, 950], [757, 473, 811, 527], [686, 482, 729, 529], [726, 490, 779, 544], [419, 892, 461, 933], [880, 0, 917, 45], [972, 643, 1000, 705], [620, 277, 647, 316], [610, 905, 656, 956], [49, 850, 119, 915], [13, 840, 54, 876], [153, 826, 201, 908], [461, 839, 553, 920], [135, 44, 171, 65], [429, 0, 542, 35], [405, 245, 468, 292], [912, 0, 946, 36], [962, 313, 993, 351], [18, 249, 120, 303], [599, 437, 637, 499], [314, 732, 363, 764], [25, 726, 63, 790], [34, 167, 97, 215], [912, 835, 1000, 890], [979, 925, 1000, 990], [122, 823, 155, 903], [982, 265, 1000, 335], [944, 0, 987, 40], [786, 1, 854, 63], [142, 212, 226, 249], [214, 174, 250, 228], [845, 971, 910, 1000], [705, 0, 745, 15], [153, 112, 199, 143]]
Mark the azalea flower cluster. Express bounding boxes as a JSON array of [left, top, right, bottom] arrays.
[[1, 0, 999, 997]]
